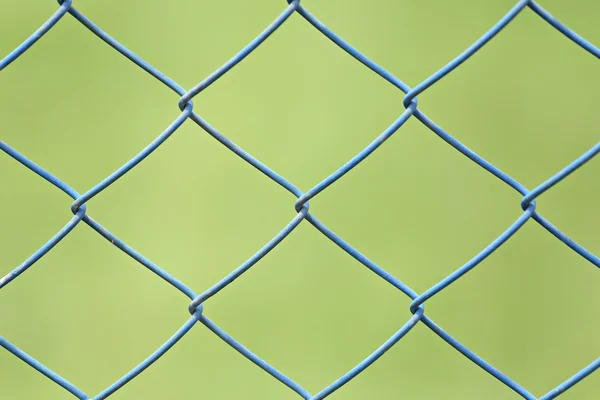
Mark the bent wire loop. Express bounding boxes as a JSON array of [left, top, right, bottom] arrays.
[[1, 0, 598, 398]]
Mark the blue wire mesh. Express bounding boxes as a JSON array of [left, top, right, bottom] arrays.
[[1, 1, 599, 398]]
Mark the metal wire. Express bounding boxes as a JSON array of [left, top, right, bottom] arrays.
[[1, 1, 599, 398]]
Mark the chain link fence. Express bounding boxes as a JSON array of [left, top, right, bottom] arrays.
[[1, 1, 599, 399]]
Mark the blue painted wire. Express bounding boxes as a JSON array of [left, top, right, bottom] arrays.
[[200, 315, 313, 399], [305, 213, 418, 299], [71, 104, 193, 214], [409, 205, 535, 314], [0, 141, 86, 288], [93, 311, 202, 400], [0, 140, 196, 299], [294, 103, 417, 212], [82, 215, 198, 299], [529, 1, 600, 59], [66, 7, 186, 96], [0, 0, 72, 71], [539, 357, 600, 400], [178, 0, 301, 110], [522, 142, 600, 209], [296, 6, 410, 93], [420, 315, 537, 400], [1, 1, 599, 399], [532, 213, 600, 268], [312, 308, 424, 400], [0, 337, 89, 399], [187, 208, 308, 314], [403, 0, 530, 108]]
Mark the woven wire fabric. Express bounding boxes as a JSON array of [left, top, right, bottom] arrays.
[[1, 1, 599, 398]]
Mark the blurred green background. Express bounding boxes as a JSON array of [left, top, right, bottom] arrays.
[[1, 0, 599, 399]]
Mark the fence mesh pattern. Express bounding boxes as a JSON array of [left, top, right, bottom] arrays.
[[1, 1, 599, 399]]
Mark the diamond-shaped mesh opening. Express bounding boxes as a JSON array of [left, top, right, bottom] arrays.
[[423, 222, 600, 391]]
